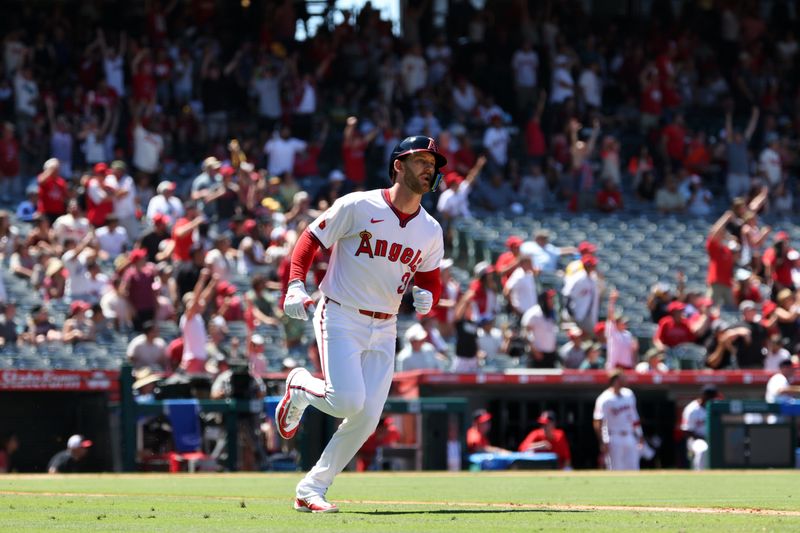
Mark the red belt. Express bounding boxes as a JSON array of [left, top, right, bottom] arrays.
[[324, 297, 394, 320]]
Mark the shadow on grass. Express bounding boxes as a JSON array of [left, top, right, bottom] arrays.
[[348, 509, 592, 516]]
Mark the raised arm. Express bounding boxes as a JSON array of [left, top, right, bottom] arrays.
[[708, 210, 733, 243], [464, 155, 487, 185], [744, 106, 760, 141]]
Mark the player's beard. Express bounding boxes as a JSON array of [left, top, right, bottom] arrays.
[[402, 165, 431, 195]]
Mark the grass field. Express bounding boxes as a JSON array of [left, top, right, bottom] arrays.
[[2, 471, 799, 531]]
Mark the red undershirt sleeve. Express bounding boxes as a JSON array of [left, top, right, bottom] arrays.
[[414, 267, 442, 307], [289, 229, 323, 283]]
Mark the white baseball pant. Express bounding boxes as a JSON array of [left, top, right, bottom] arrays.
[[605, 434, 640, 471], [688, 438, 709, 470], [291, 297, 396, 499]]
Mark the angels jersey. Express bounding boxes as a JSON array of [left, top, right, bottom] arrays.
[[593, 387, 641, 440], [680, 399, 706, 438], [308, 189, 444, 314]]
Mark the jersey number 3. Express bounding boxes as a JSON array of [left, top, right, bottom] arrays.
[[397, 272, 411, 294]]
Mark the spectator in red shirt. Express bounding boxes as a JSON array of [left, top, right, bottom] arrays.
[[524, 90, 547, 163], [215, 280, 244, 322], [639, 65, 662, 132], [763, 231, 795, 291], [0, 122, 20, 201], [495, 235, 524, 287], [518, 411, 572, 469], [356, 417, 401, 471], [661, 113, 687, 170], [596, 179, 623, 213], [706, 210, 737, 309], [120, 248, 158, 332], [342, 116, 379, 185], [654, 301, 696, 349], [466, 409, 509, 454], [684, 131, 711, 175], [37, 158, 68, 224], [171, 201, 204, 262]]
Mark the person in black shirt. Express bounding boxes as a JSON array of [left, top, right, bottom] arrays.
[[733, 300, 769, 368], [174, 245, 205, 300], [452, 291, 480, 373], [138, 213, 170, 263], [47, 434, 92, 473]]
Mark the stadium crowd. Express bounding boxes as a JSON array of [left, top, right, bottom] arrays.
[[0, 0, 799, 394]]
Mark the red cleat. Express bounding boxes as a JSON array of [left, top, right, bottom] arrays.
[[294, 495, 339, 513], [275, 367, 308, 439]]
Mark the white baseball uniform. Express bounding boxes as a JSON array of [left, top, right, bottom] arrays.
[[290, 189, 443, 499], [680, 399, 708, 470], [593, 387, 642, 470]]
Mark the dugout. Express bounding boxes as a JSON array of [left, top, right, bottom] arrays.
[[0, 391, 113, 472], [392, 370, 778, 469], [706, 400, 799, 469], [297, 397, 469, 471]]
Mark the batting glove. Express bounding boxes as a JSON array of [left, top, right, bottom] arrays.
[[412, 286, 433, 315], [284, 280, 315, 320]]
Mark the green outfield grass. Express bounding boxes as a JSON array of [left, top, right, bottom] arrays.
[[2, 471, 799, 532]]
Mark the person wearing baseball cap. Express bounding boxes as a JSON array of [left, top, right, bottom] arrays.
[[653, 301, 695, 350], [494, 235, 525, 287], [680, 385, 721, 470], [518, 410, 572, 469], [47, 434, 93, 473], [763, 230, 795, 290], [146, 180, 184, 224], [466, 409, 510, 454], [562, 253, 600, 335]]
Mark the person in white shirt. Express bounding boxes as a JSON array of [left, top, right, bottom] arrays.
[[764, 335, 791, 371], [634, 347, 669, 373], [578, 61, 602, 109], [53, 200, 91, 246], [396, 323, 446, 372], [204, 234, 237, 282], [425, 35, 451, 85], [109, 160, 139, 239], [126, 320, 169, 371], [511, 41, 539, 112], [550, 55, 574, 105], [62, 236, 95, 301], [264, 126, 307, 177], [593, 371, 643, 470], [146, 181, 184, 223], [482, 115, 510, 169], [14, 67, 38, 120], [759, 133, 782, 187], [521, 290, 559, 367], [476, 317, 504, 365], [766, 359, 800, 403], [504, 255, 538, 317], [520, 229, 576, 274], [99, 29, 126, 97], [237, 220, 266, 275], [400, 44, 427, 97], [452, 77, 477, 116], [605, 290, 638, 370], [95, 215, 129, 257], [82, 260, 112, 304], [562, 255, 601, 334], [179, 270, 218, 373], [680, 385, 720, 470], [132, 115, 164, 175]]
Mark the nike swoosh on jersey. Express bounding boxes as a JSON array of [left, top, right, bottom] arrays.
[[370, 218, 384, 223]]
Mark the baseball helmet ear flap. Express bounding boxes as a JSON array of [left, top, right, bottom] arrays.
[[430, 171, 443, 192]]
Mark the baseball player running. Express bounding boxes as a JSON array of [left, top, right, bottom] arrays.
[[277, 136, 445, 513], [593, 370, 643, 470]]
